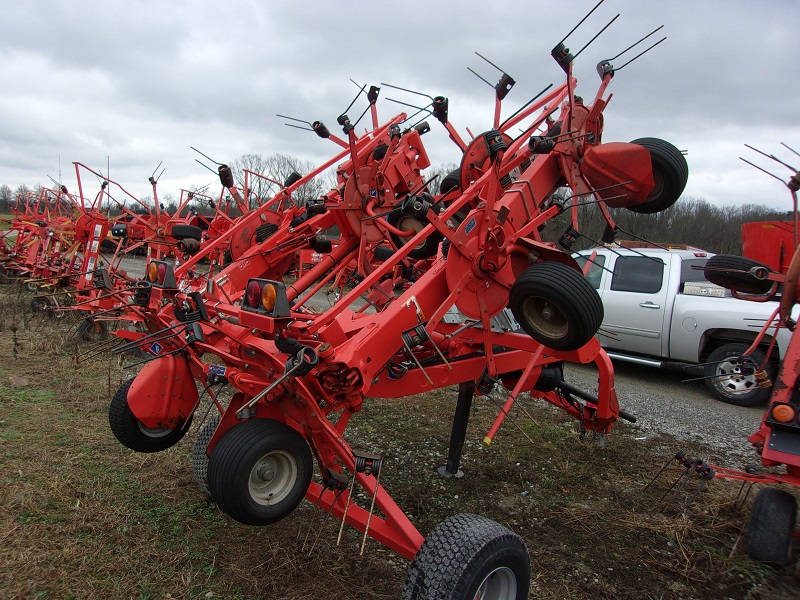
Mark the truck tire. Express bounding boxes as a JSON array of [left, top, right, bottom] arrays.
[[704, 343, 776, 406], [703, 254, 774, 295], [509, 262, 603, 351], [401, 513, 530, 600], [747, 487, 797, 566], [626, 137, 688, 214], [192, 415, 221, 496]]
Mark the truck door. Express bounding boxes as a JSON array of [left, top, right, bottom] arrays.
[[601, 254, 669, 357]]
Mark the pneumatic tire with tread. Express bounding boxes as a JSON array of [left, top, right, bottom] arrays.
[[627, 137, 688, 214], [704, 254, 774, 295], [208, 419, 313, 526], [387, 207, 442, 260], [402, 513, 530, 600], [509, 262, 603, 351], [108, 378, 191, 452], [192, 415, 221, 496], [77, 317, 109, 342], [704, 343, 776, 406], [171, 224, 203, 241], [747, 487, 797, 566]]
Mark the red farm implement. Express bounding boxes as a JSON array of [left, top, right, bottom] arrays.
[[104, 6, 687, 598], [649, 148, 800, 568]]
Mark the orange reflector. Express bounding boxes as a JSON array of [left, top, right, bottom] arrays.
[[261, 284, 277, 311], [772, 404, 796, 423], [146, 262, 158, 282]]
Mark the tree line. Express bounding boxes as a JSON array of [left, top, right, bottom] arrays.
[[2, 158, 792, 256]]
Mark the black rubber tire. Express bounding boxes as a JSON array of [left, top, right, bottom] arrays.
[[509, 262, 603, 351], [255, 223, 279, 244], [108, 378, 192, 453], [402, 513, 530, 600], [192, 415, 221, 496], [30, 296, 50, 314], [208, 419, 313, 526], [387, 208, 442, 260], [77, 318, 109, 342], [372, 245, 395, 262], [747, 487, 797, 566], [171, 224, 203, 241], [704, 254, 774, 295], [626, 137, 688, 214], [704, 343, 776, 406], [439, 169, 461, 195]]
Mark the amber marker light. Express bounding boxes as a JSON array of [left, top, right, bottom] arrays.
[[771, 403, 796, 423]]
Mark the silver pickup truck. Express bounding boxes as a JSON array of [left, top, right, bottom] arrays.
[[574, 246, 793, 406]]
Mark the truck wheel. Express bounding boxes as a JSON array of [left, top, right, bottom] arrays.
[[703, 254, 774, 295], [626, 137, 688, 214], [509, 262, 603, 351], [747, 487, 797, 566], [108, 378, 192, 452], [192, 415, 221, 496], [402, 513, 530, 600], [704, 343, 776, 406], [207, 419, 312, 526]]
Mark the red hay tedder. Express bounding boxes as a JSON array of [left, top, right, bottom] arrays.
[[649, 149, 800, 568], [6, 5, 698, 598]]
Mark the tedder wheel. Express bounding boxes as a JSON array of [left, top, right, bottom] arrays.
[[509, 262, 603, 351], [401, 513, 530, 600], [77, 317, 109, 342], [747, 487, 797, 566], [703, 254, 774, 295], [207, 418, 313, 526], [108, 378, 192, 453], [30, 296, 51, 314], [192, 415, 221, 496], [170, 224, 203, 241], [703, 343, 776, 406], [626, 137, 688, 214], [387, 208, 442, 260]]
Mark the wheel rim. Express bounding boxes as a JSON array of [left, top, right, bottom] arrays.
[[248, 450, 298, 506], [645, 169, 665, 203], [137, 422, 175, 439], [396, 216, 425, 250], [521, 296, 568, 341], [715, 358, 757, 394], [473, 566, 517, 600]]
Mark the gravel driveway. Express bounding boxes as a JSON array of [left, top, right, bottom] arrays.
[[565, 360, 766, 468]]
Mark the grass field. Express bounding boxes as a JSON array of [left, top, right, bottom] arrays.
[[0, 282, 798, 599]]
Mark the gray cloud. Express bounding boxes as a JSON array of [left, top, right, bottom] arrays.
[[1, 0, 798, 209]]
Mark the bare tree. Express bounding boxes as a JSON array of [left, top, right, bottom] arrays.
[[0, 185, 12, 212], [231, 153, 337, 210]]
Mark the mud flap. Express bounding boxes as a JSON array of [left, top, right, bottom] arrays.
[[127, 354, 198, 429]]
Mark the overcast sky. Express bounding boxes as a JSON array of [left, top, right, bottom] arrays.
[[1, 0, 798, 210]]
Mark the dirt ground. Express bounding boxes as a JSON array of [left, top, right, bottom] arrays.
[[1, 284, 799, 599]]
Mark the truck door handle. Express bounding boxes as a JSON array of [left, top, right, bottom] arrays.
[[639, 301, 660, 309]]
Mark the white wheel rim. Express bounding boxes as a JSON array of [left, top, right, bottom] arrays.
[[716, 358, 756, 393], [248, 450, 297, 506], [138, 422, 175, 439], [473, 566, 517, 600]]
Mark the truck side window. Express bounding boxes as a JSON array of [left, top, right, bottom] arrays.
[[575, 255, 606, 289], [610, 256, 664, 293]]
